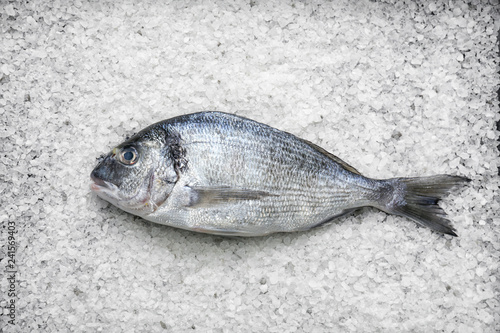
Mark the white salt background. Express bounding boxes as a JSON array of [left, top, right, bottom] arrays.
[[1, 0, 499, 332]]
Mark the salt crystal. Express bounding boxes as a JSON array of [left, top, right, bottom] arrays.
[[411, 56, 423, 65], [343, 227, 353, 239], [269, 274, 279, 285], [4, 4, 15, 16], [1, 64, 10, 75]]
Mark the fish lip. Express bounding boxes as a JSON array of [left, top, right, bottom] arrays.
[[90, 173, 105, 185], [89, 169, 158, 215], [90, 173, 107, 190], [90, 173, 118, 194]]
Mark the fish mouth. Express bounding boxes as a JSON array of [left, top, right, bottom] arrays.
[[90, 173, 121, 201], [90, 173, 112, 191], [90, 169, 160, 216]]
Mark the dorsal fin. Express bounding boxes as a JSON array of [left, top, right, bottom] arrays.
[[301, 139, 362, 176]]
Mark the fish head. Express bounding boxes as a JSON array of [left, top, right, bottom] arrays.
[[90, 127, 178, 216]]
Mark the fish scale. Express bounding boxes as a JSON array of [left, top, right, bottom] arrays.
[[91, 111, 469, 237], [147, 114, 363, 233]]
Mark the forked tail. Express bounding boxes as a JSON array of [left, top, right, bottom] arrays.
[[375, 175, 470, 236]]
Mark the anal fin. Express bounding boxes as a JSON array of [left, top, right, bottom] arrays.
[[306, 208, 358, 230], [191, 225, 266, 237]]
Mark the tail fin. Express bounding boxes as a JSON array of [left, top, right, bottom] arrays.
[[378, 175, 470, 236]]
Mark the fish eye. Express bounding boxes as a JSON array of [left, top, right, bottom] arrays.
[[118, 147, 138, 165]]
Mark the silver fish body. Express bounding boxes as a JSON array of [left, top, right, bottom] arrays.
[[91, 111, 469, 236]]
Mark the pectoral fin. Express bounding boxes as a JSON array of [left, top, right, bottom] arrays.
[[186, 186, 277, 208]]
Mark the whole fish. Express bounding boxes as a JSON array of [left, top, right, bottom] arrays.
[[91, 111, 469, 237]]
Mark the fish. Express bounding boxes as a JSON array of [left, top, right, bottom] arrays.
[[90, 111, 469, 237]]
